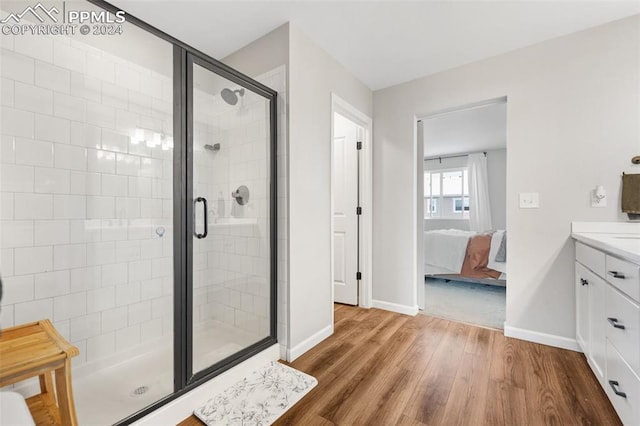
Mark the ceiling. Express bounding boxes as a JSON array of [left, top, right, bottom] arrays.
[[109, 1, 640, 90], [423, 101, 506, 158]]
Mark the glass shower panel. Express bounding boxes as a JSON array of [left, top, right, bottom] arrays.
[[191, 63, 271, 374], [0, 2, 173, 423]]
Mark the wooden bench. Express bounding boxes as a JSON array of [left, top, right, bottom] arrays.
[[0, 319, 79, 425]]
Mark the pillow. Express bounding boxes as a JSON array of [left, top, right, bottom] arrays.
[[487, 230, 507, 273], [496, 231, 507, 262]]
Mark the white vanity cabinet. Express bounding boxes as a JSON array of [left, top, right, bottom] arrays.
[[574, 239, 640, 425]]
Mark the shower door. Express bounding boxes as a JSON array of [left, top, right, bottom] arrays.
[[185, 54, 276, 381]]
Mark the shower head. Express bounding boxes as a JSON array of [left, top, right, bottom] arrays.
[[221, 88, 245, 106], [204, 143, 220, 152]]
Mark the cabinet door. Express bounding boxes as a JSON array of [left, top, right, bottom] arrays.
[[590, 274, 606, 381], [606, 341, 640, 426], [576, 262, 591, 353]]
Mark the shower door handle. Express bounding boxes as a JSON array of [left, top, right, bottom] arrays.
[[195, 197, 208, 239]]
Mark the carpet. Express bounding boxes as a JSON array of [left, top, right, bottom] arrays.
[[194, 361, 317, 426], [423, 277, 506, 330]]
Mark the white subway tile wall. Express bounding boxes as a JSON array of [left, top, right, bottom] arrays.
[[0, 28, 174, 368]]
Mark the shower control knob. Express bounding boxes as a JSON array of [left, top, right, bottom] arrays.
[[231, 185, 250, 205]]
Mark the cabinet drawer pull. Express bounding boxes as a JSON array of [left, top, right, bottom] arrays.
[[609, 380, 627, 398], [607, 317, 626, 330], [607, 271, 626, 279], [580, 278, 588, 286]]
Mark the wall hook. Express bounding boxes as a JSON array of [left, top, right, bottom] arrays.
[[632, 156, 640, 165]]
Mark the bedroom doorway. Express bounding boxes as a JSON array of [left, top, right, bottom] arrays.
[[419, 98, 507, 330], [331, 94, 373, 309]]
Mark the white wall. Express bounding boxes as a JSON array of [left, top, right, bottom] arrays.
[[223, 25, 290, 80], [373, 15, 640, 343], [288, 24, 372, 354], [424, 155, 468, 170]]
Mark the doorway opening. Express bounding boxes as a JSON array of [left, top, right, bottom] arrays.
[[330, 95, 373, 317], [418, 98, 507, 330]]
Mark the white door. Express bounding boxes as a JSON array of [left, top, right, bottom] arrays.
[[333, 113, 359, 305]]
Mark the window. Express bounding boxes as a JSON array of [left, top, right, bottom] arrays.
[[454, 197, 470, 212], [424, 168, 470, 219]]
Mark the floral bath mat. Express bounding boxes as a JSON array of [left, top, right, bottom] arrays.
[[193, 361, 318, 425]]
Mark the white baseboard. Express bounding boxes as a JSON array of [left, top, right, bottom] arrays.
[[132, 344, 280, 426], [504, 324, 581, 352], [372, 299, 419, 316], [286, 324, 333, 362]]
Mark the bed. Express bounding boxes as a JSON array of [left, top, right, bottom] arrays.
[[424, 229, 506, 286]]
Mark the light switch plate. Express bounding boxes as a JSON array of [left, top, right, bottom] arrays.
[[519, 192, 539, 209]]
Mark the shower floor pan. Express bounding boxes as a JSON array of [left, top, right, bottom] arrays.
[[73, 321, 259, 425]]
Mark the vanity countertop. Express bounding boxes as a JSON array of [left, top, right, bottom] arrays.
[[571, 222, 640, 264]]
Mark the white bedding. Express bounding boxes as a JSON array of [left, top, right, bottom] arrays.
[[423, 229, 476, 273], [424, 264, 458, 275]]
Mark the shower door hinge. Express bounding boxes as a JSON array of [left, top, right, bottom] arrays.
[[356, 271, 362, 280], [356, 206, 362, 215], [356, 141, 362, 150]]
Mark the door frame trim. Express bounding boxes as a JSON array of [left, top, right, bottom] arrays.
[[330, 94, 373, 315], [416, 96, 507, 313]]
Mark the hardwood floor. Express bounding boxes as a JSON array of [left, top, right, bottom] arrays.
[[179, 304, 620, 426]]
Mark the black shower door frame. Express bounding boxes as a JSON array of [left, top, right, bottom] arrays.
[[87, 1, 278, 425], [181, 51, 278, 386]]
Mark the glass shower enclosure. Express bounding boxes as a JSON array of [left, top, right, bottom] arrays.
[[0, 1, 277, 424]]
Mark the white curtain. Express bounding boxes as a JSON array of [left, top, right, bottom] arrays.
[[467, 153, 493, 232]]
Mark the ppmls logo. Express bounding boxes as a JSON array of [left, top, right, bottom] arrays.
[[1, 2, 125, 36], [0, 2, 59, 24]]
